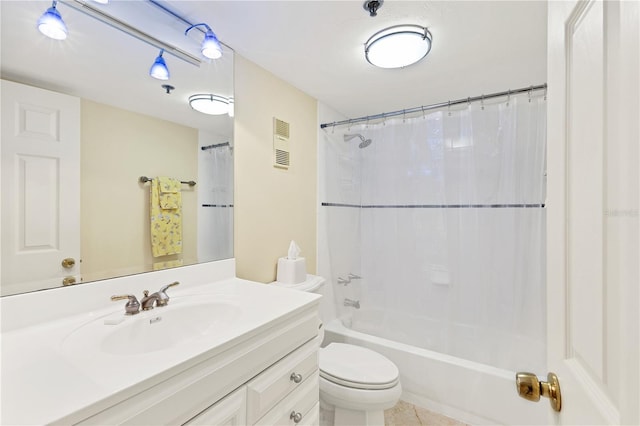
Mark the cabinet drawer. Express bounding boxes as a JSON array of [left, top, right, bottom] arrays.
[[298, 402, 319, 426], [246, 337, 319, 424], [253, 371, 319, 426], [184, 386, 246, 426]]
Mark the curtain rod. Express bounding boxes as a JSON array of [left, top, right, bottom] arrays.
[[320, 83, 547, 129], [201, 141, 230, 151]]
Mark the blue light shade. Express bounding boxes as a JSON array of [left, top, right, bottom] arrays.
[[149, 50, 169, 80], [185, 23, 223, 60], [201, 29, 222, 59], [37, 2, 68, 40]]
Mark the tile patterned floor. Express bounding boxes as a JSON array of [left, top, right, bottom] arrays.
[[384, 400, 468, 426]]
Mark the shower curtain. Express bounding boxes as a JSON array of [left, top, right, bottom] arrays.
[[321, 93, 547, 372], [198, 144, 234, 261]]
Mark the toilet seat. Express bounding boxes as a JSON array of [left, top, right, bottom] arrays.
[[319, 343, 399, 390]]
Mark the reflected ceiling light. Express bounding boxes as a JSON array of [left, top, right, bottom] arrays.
[[189, 94, 229, 115], [149, 49, 170, 80], [364, 25, 432, 69], [185, 23, 223, 60], [92, 0, 109, 3], [37, 1, 68, 40]]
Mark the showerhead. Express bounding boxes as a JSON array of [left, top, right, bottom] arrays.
[[344, 133, 373, 149], [358, 138, 372, 148]]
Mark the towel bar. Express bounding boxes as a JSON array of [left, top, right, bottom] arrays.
[[139, 176, 196, 186]]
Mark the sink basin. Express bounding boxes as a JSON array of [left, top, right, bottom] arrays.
[[62, 300, 242, 356]]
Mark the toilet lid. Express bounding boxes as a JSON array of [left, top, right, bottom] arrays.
[[319, 343, 399, 390]]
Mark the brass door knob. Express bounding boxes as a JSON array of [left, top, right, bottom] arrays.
[[516, 372, 562, 412], [62, 276, 77, 286], [61, 258, 76, 268]]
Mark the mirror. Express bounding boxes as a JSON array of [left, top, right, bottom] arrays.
[[1, 1, 234, 296]]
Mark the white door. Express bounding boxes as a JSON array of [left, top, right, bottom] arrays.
[[546, 0, 639, 424], [1, 79, 81, 295]]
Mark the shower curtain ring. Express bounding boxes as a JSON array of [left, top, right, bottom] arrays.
[[528, 86, 533, 102], [402, 109, 406, 123], [544, 85, 547, 101], [481, 95, 485, 110], [507, 90, 511, 107], [448, 101, 451, 116], [421, 106, 426, 119]]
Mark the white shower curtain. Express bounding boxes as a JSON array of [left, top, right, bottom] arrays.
[[198, 145, 234, 261], [322, 93, 547, 372]]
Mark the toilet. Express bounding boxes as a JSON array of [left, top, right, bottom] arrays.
[[272, 275, 402, 426]]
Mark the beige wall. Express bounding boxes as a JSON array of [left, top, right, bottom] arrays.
[[234, 56, 318, 283], [81, 100, 198, 282]]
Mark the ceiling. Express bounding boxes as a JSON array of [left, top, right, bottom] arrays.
[[2, 1, 548, 125], [179, 0, 548, 119]]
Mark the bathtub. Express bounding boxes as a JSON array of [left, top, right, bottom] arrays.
[[323, 318, 548, 425]]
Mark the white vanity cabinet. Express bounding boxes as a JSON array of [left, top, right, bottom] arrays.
[[73, 304, 320, 426], [184, 387, 248, 426], [184, 336, 320, 426]]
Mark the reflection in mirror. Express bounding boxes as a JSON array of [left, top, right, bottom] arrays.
[[1, 1, 234, 296]]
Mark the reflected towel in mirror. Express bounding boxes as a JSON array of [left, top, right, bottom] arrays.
[[150, 177, 182, 257]]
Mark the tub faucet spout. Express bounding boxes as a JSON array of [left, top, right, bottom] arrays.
[[344, 298, 360, 309]]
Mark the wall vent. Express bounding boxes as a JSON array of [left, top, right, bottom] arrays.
[[273, 117, 290, 169]]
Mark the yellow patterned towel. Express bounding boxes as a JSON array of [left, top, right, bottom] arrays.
[[157, 176, 181, 210], [150, 177, 182, 257]]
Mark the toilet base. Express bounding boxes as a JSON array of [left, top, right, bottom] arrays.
[[335, 407, 384, 426], [320, 399, 387, 426]]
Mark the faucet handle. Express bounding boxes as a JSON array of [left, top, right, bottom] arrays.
[[160, 281, 179, 292], [156, 281, 179, 306], [111, 294, 140, 315]]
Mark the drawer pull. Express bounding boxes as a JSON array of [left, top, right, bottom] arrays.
[[290, 372, 303, 383], [290, 411, 303, 424]]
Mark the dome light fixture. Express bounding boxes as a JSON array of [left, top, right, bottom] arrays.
[[37, 1, 68, 40], [364, 25, 432, 69], [185, 23, 223, 60], [149, 49, 170, 80], [189, 94, 229, 115]]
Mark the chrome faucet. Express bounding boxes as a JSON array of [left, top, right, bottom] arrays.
[[156, 281, 179, 307], [140, 281, 180, 310], [140, 290, 162, 311], [344, 298, 360, 309], [111, 294, 140, 315], [337, 273, 363, 286]]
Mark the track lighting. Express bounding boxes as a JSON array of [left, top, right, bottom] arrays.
[[149, 49, 170, 80], [184, 23, 222, 60], [37, 1, 68, 40]]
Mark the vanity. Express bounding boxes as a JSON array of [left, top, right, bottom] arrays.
[[0, 260, 322, 425]]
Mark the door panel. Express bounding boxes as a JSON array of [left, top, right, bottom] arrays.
[[1, 79, 81, 295], [547, 0, 639, 424]]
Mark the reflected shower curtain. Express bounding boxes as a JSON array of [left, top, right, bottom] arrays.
[[198, 144, 234, 261], [322, 93, 547, 372]]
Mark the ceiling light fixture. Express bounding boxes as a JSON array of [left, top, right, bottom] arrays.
[[37, 1, 68, 40], [149, 49, 170, 80], [185, 23, 223, 60], [364, 25, 432, 69], [189, 94, 229, 115]]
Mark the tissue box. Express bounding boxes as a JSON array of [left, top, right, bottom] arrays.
[[277, 257, 307, 285]]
